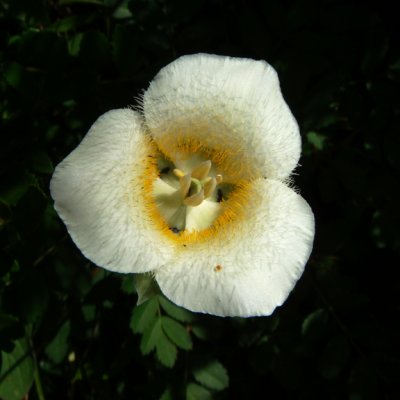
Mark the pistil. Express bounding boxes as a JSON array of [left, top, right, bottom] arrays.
[[153, 157, 225, 234], [172, 160, 223, 207]]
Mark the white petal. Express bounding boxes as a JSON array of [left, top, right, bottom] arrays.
[[185, 200, 221, 232], [143, 53, 301, 180], [50, 109, 173, 273], [155, 179, 314, 317]]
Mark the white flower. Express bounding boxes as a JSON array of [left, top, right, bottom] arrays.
[[50, 54, 315, 317]]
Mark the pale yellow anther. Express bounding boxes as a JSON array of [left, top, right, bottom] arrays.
[[179, 174, 191, 198], [216, 174, 223, 184], [184, 188, 204, 207], [191, 160, 212, 180], [203, 178, 217, 199], [173, 168, 185, 178]]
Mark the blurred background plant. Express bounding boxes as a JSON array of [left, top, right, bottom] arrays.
[[1, 0, 399, 399]]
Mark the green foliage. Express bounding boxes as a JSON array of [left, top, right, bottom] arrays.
[[162, 316, 192, 350], [44, 321, 71, 364], [130, 295, 193, 368], [186, 383, 212, 400], [0, 336, 34, 400], [1, 0, 400, 398], [192, 358, 229, 391]]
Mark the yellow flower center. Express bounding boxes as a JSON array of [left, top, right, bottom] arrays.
[[140, 138, 255, 245], [172, 160, 223, 207], [152, 157, 226, 233]]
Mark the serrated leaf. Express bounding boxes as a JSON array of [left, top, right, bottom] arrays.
[[140, 317, 162, 355], [130, 297, 158, 334], [192, 359, 229, 391], [162, 316, 192, 351], [156, 332, 177, 368], [159, 296, 195, 323], [0, 337, 34, 400], [186, 382, 212, 400]]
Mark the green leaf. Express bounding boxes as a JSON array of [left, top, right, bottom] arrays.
[[48, 15, 94, 33], [0, 314, 24, 353], [160, 388, 174, 400], [0, 173, 38, 206], [82, 305, 96, 322], [301, 308, 329, 342], [191, 324, 208, 341], [130, 297, 158, 334], [45, 321, 71, 364], [186, 382, 212, 400], [140, 317, 163, 355], [192, 359, 229, 391], [112, 0, 132, 19], [3, 62, 24, 89], [162, 316, 192, 351], [121, 275, 136, 295], [68, 33, 84, 56], [307, 131, 327, 150], [159, 296, 195, 323], [134, 274, 160, 305], [156, 332, 177, 368], [0, 337, 34, 400]]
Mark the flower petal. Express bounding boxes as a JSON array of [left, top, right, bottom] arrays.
[[154, 179, 314, 317], [50, 109, 172, 273], [143, 53, 301, 180]]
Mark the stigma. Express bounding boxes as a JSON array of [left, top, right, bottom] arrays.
[[173, 160, 223, 207]]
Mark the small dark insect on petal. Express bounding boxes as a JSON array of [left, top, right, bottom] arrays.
[[170, 227, 181, 234]]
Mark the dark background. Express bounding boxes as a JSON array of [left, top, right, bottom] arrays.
[[1, 0, 400, 399]]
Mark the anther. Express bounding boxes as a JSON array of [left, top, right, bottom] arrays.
[[173, 168, 185, 178], [191, 160, 212, 180], [179, 174, 191, 198], [184, 189, 204, 207], [204, 178, 217, 198]]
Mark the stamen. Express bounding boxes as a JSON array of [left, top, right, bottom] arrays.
[[191, 160, 212, 180], [179, 174, 191, 198], [173, 168, 185, 178], [154, 156, 227, 234], [184, 188, 204, 206], [204, 177, 217, 198]]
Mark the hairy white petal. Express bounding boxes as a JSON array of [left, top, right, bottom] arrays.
[[185, 200, 221, 232], [143, 53, 301, 180], [155, 179, 315, 317], [50, 109, 172, 273]]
